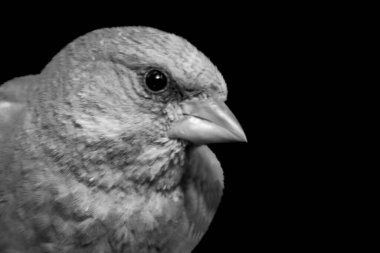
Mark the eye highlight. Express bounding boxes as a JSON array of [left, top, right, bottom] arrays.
[[144, 69, 169, 93]]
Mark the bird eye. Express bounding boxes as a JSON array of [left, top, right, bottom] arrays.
[[144, 69, 169, 93]]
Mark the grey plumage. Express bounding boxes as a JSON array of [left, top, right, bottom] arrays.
[[0, 27, 245, 253]]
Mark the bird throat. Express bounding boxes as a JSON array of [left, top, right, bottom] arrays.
[[23, 112, 186, 194]]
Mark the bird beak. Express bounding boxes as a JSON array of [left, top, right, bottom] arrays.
[[168, 98, 247, 144]]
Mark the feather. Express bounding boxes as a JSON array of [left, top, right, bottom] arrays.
[[0, 27, 245, 253], [182, 145, 224, 242]]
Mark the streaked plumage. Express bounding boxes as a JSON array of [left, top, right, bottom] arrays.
[[0, 27, 246, 253]]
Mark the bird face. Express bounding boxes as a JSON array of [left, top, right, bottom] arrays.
[[60, 27, 245, 146], [34, 27, 246, 186]]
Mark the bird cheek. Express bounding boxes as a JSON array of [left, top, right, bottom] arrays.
[[164, 102, 184, 122]]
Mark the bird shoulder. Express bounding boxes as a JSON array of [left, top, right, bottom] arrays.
[[182, 145, 224, 242], [0, 76, 35, 142]]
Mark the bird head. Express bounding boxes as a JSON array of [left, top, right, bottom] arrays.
[[30, 27, 246, 188]]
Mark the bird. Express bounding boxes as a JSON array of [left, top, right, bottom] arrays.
[[0, 27, 246, 253]]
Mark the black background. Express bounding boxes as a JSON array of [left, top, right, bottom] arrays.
[[0, 6, 334, 252]]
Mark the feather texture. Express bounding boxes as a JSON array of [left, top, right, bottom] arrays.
[[182, 145, 224, 242], [0, 27, 242, 253]]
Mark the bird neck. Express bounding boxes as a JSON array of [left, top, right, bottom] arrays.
[[22, 110, 186, 193]]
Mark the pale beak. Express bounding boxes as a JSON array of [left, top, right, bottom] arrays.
[[168, 98, 247, 144]]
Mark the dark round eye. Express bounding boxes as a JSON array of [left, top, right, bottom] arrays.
[[144, 69, 169, 92]]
